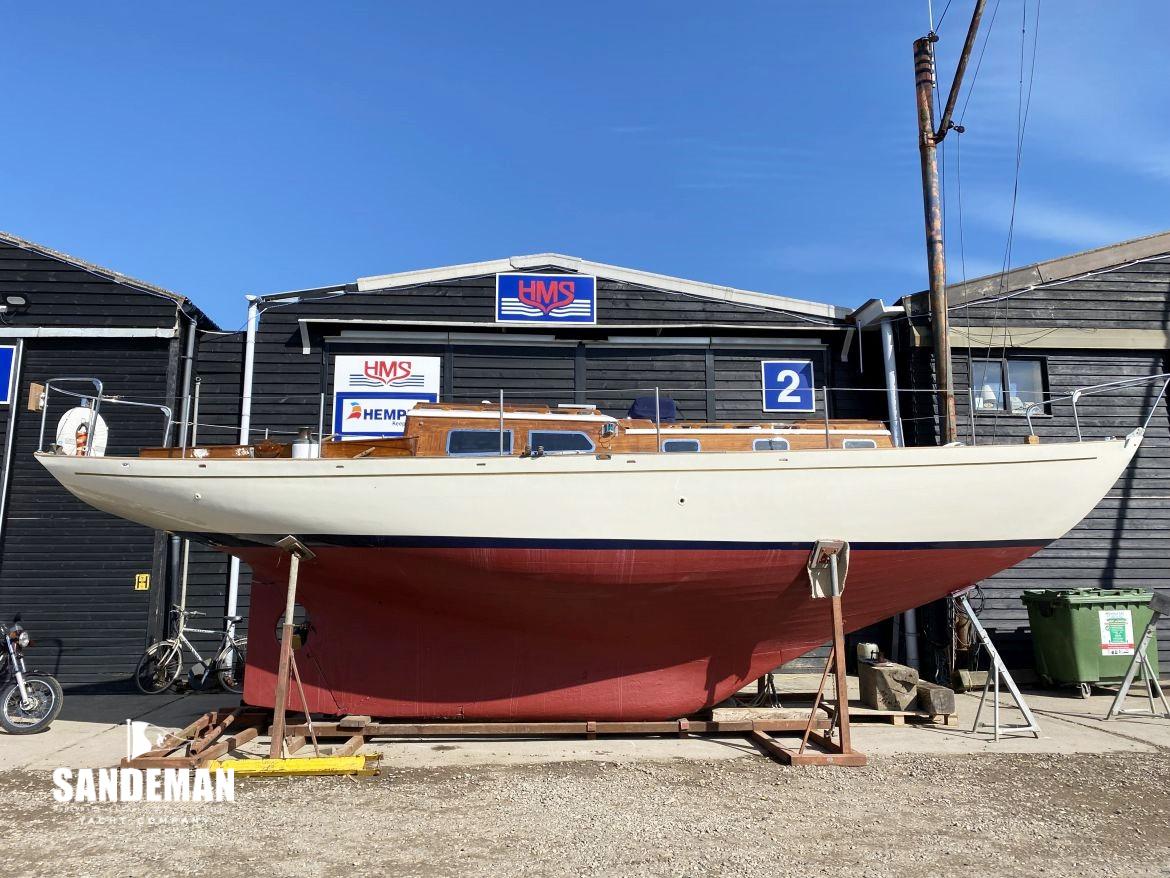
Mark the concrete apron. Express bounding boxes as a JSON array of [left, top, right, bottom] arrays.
[[1, 686, 1168, 772]]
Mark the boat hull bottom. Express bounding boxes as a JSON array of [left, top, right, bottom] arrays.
[[234, 543, 1042, 720]]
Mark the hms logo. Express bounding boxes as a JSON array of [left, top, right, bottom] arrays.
[[348, 359, 426, 389], [496, 273, 596, 324], [517, 278, 576, 315]]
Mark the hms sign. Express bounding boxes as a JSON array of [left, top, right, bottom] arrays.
[[332, 355, 440, 439], [496, 273, 596, 324]]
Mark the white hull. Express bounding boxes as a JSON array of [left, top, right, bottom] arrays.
[[37, 432, 1143, 547]]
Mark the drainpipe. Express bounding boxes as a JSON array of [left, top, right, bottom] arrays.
[[880, 319, 905, 448], [168, 309, 199, 616], [226, 296, 260, 619], [239, 296, 259, 445], [879, 316, 919, 669], [856, 299, 919, 670]]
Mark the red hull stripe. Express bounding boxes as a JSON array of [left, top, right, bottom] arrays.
[[180, 532, 1050, 551]]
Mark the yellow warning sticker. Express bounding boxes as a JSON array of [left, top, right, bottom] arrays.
[[134, 573, 151, 591]]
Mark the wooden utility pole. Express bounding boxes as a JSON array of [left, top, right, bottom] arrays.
[[914, 0, 987, 445]]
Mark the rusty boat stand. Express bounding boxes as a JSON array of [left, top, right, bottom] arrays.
[[750, 540, 866, 766], [123, 539, 865, 774]]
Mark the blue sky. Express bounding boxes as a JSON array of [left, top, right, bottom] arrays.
[[2, 2, 1166, 327]]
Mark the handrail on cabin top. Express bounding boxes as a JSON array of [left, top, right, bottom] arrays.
[[1024, 372, 1170, 441]]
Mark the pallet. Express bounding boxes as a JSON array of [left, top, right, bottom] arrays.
[[823, 702, 955, 726]]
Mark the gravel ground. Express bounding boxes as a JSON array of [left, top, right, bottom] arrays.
[[3, 750, 1168, 878]]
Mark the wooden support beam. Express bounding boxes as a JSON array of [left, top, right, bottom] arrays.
[[332, 734, 365, 757], [192, 727, 261, 764], [282, 716, 830, 739]]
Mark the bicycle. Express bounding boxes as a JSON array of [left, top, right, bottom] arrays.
[[134, 607, 247, 695]]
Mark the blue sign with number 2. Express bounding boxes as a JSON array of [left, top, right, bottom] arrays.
[[761, 359, 815, 413]]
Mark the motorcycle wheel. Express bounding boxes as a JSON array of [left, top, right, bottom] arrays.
[[0, 674, 64, 734]]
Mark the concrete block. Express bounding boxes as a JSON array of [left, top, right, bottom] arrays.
[[916, 680, 956, 716], [858, 661, 919, 711]]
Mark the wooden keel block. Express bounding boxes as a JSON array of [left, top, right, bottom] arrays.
[[916, 680, 957, 716], [859, 661, 920, 710]]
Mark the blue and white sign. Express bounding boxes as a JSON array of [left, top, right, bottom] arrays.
[[332, 355, 440, 438], [0, 346, 14, 405], [761, 359, 815, 413], [496, 273, 596, 325]]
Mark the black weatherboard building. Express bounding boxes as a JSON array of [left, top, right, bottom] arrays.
[[0, 232, 223, 684], [897, 230, 1170, 673]]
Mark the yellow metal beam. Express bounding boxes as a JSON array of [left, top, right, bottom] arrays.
[[209, 754, 380, 778]]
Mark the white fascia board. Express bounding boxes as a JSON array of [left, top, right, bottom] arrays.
[[354, 253, 848, 321], [851, 298, 905, 329], [0, 326, 178, 339]]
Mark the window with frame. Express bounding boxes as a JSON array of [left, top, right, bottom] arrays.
[[447, 429, 513, 456], [527, 430, 595, 454], [753, 438, 791, 451], [662, 439, 701, 452], [842, 438, 877, 449], [971, 358, 1048, 415]]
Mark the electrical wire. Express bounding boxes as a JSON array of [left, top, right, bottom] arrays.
[[958, 0, 1003, 125], [935, 0, 955, 33]]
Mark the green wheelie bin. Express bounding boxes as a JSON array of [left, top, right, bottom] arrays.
[[1021, 588, 1160, 698]]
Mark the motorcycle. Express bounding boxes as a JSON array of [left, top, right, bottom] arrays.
[[0, 616, 63, 734]]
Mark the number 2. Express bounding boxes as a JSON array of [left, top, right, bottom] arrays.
[[774, 369, 802, 402]]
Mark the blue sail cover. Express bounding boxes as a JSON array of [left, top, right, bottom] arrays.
[[627, 396, 678, 423]]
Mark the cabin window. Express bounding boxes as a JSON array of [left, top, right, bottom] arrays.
[[842, 439, 877, 449], [972, 358, 1048, 415], [528, 430, 595, 454], [662, 439, 701, 452], [447, 429, 513, 456], [753, 438, 791, 451]]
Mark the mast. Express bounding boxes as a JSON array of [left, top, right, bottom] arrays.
[[914, 0, 987, 445]]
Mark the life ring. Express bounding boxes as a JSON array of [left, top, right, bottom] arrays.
[[55, 406, 109, 457]]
